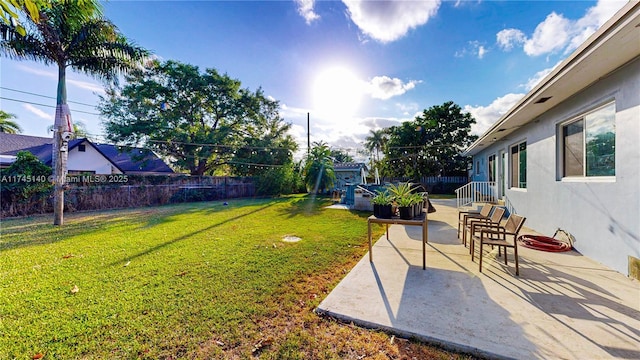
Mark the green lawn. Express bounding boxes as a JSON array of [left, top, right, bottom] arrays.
[[0, 195, 473, 359]]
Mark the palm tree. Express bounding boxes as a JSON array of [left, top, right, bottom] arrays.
[[304, 141, 336, 193], [0, 110, 22, 133], [364, 128, 388, 163], [0, 0, 46, 36], [0, 0, 148, 225]]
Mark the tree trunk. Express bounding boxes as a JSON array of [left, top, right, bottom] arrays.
[[52, 66, 73, 226]]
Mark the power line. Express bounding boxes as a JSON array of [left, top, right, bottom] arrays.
[[147, 139, 293, 152], [0, 86, 97, 107], [0, 96, 100, 115]]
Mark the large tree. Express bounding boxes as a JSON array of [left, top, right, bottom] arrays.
[[101, 60, 289, 176], [0, 0, 148, 225], [0, 110, 21, 133], [384, 101, 477, 178], [228, 92, 298, 176]]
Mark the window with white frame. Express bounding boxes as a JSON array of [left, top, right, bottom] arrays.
[[561, 102, 615, 178], [510, 142, 526, 189]]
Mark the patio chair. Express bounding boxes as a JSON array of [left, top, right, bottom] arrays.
[[457, 204, 493, 244], [472, 213, 526, 276], [464, 206, 505, 249]]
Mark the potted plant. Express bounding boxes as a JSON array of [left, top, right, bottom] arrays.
[[395, 194, 415, 220], [387, 183, 419, 219], [371, 190, 393, 218], [412, 193, 424, 217]]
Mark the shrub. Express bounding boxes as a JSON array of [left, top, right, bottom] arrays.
[[0, 151, 53, 216]]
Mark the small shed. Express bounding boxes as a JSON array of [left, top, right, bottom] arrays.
[[333, 162, 367, 191]]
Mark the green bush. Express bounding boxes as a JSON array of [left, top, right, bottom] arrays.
[[0, 151, 53, 216], [254, 163, 304, 196]]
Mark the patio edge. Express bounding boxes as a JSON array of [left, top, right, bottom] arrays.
[[314, 307, 518, 360]]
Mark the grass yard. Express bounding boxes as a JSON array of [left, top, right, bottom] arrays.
[[1, 195, 475, 359]]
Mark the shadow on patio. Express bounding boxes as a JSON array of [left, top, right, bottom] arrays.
[[316, 199, 640, 359]]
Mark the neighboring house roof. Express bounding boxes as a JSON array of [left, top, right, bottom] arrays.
[[464, 1, 640, 156], [0, 134, 173, 174], [334, 162, 367, 171], [0, 132, 52, 153], [93, 143, 173, 173], [4, 139, 88, 166]]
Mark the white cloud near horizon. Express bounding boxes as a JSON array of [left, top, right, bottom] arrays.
[[295, 0, 320, 24], [342, 0, 440, 43], [464, 93, 524, 135], [23, 104, 54, 120], [497, 0, 626, 57], [366, 76, 419, 100]]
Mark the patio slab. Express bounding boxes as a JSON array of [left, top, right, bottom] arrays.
[[316, 199, 640, 359]]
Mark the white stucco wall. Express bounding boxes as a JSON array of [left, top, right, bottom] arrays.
[[67, 141, 121, 174], [474, 57, 640, 275]]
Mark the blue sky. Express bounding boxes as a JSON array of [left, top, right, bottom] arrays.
[[0, 0, 627, 158]]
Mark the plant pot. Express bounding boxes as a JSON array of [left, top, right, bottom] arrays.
[[398, 206, 414, 220], [374, 204, 393, 218]]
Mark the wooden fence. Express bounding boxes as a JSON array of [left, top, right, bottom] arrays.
[[0, 176, 255, 218]]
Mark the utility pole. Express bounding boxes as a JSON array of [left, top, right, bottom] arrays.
[[53, 103, 73, 225]]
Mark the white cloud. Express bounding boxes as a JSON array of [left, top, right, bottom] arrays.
[[499, 0, 626, 57], [366, 76, 418, 100], [464, 93, 524, 135], [23, 104, 54, 120], [496, 28, 526, 51], [455, 40, 487, 59], [361, 116, 403, 129], [342, 0, 440, 43], [565, 0, 626, 54], [395, 101, 420, 116], [477, 45, 487, 59], [521, 61, 562, 91], [524, 12, 571, 56], [17, 64, 104, 94], [295, 0, 320, 24], [67, 79, 105, 94]]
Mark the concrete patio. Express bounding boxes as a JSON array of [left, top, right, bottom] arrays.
[[317, 199, 640, 359]]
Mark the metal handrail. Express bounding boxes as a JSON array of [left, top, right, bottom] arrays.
[[455, 181, 497, 208], [355, 185, 377, 196]]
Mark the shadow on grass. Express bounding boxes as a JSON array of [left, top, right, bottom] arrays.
[[106, 201, 277, 267], [0, 200, 272, 253], [0, 210, 152, 252], [279, 194, 372, 220]]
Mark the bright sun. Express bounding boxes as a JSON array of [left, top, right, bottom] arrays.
[[313, 66, 363, 120]]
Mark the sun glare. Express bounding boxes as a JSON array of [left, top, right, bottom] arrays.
[[313, 66, 363, 120]]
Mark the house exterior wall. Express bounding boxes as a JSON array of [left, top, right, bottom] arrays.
[[472, 57, 640, 275], [335, 170, 361, 190], [67, 141, 122, 174]]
